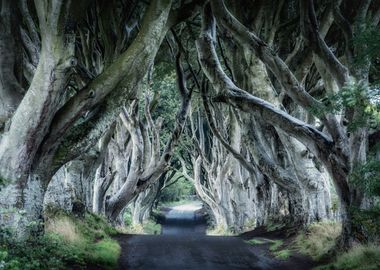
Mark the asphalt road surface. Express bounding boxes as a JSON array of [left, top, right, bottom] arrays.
[[117, 234, 281, 270], [117, 202, 281, 270]]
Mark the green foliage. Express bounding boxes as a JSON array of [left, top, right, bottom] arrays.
[[88, 239, 120, 269], [159, 174, 195, 203], [0, 232, 84, 270], [322, 80, 380, 131], [351, 206, 380, 241], [315, 245, 380, 270], [141, 219, 161, 235], [121, 217, 161, 235], [353, 20, 380, 68], [123, 209, 133, 227], [349, 145, 380, 239], [78, 213, 118, 239], [294, 221, 341, 261], [350, 157, 380, 197], [151, 63, 179, 140], [0, 212, 120, 270]]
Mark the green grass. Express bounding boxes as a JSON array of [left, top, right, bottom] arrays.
[[122, 218, 162, 235], [269, 239, 284, 251], [0, 211, 121, 270], [274, 249, 291, 260], [47, 212, 121, 269], [294, 221, 341, 261], [246, 238, 266, 245], [246, 238, 291, 259], [206, 225, 234, 236], [245, 238, 283, 251], [88, 239, 121, 269], [315, 245, 380, 270]]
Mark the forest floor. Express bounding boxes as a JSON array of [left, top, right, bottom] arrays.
[[114, 203, 318, 270]]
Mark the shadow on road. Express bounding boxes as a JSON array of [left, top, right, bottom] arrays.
[[116, 202, 311, 270]]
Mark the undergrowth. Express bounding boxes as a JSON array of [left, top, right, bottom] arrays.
[[122, 211, 161, 235], [294, 221, 380, 270], [206, 224, 234, 236], [0, 211, 120, 270], [315, 245, 380, 270], [294, 221, 341, 261]]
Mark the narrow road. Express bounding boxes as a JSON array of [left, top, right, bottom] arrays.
[[117, 234, 279, 270], [116, 202, 283, 270]]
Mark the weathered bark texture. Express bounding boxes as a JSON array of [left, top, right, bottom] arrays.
[[104, 72, 192, 222], [0, 0, 377, 249], [194, 0, 377, 247], [0, 0, 175, 238], [130, 183, 160, 226]]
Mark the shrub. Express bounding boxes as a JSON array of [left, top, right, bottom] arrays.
[[0, 232, 84, 270]]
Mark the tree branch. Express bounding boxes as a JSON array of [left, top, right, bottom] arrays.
[[300, 0, 350, 87], [196, 4, 334, 163], [209, 0, 323, 112]]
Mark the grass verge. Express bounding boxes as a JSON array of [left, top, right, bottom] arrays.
[[0, 211, 121, 270], [246, 237, 290, 260], [206, 225, 234, 236], [294, 221, 341, 261], [315, 245, 380, 270], [122, 218, 161, 235]]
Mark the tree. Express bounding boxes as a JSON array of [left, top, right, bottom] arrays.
[[196, 0, 379, 248], [0, 0, 181, 238]]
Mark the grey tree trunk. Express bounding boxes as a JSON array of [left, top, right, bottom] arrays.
[[0, 0, 176, 239]]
